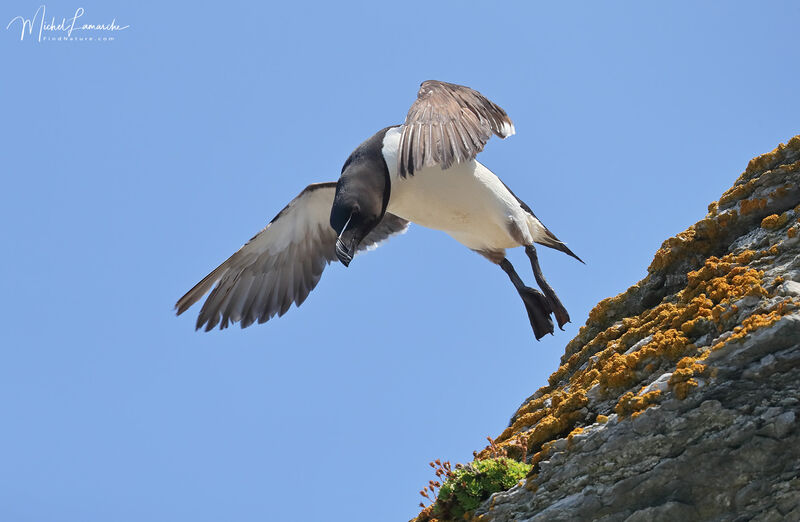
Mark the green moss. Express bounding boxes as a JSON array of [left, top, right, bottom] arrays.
[[432, 458, 531, 520]]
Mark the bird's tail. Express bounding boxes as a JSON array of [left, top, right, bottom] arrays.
[[535, 228, 584, 264]]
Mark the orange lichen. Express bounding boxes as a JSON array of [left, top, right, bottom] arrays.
[[683, 253, 767, 302], [668, 357, 708, 400], [637, 329, 692, 361], [719, 180, 755, 207], [710, 308, 788, 352], [649, 229, 697, 272], [779, 159, 800, 176], [597, 352, 639, 389], [739, 197, 768, 215], [498, 411, 547, 442], [769, 183, 793, 201], [614, 390, 662, 417], [495, 390, 587, 447], [596, 414, 609, 424], [548, 364, 570, 387], [552, 391, 589, 418], [717, 210, 738, 229], [671, 379, 698, 400], [587, 297, 615, 324], [647, 207, 746, 275], [566, 427, 584, 446], [522, 414, 570, 450], [481, 244, 783, 462], [743, 135, 800, 176], [526, 448, 548, 471], [761, 213, 789, 230]]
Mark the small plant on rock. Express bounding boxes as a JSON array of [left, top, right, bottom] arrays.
[[418, 459, 456, 512], [416, 437, 531, 521], [432, 457, 531, 520]]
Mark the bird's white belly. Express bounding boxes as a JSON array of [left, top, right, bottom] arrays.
[[382, 127, 531, 251], [386, 162, 519, 249]]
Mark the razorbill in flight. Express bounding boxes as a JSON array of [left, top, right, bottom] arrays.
[[176, 80, 582, 339]]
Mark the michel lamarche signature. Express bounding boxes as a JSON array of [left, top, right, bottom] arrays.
[[6, 5, 129, 42]]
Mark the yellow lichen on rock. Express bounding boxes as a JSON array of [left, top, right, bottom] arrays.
[[769, 183, 794, 202], [668, 357, 708, 400], [742, 135, 800, 177], [489, 248, 785, 460], [482, 222, 789, 464], [761, 213, 790, 229], [710, 308, 788, 352], [615, 390, 662, 417], [648, 229, 698, 273], [504, 244, 784, 446], [671, 378, 698, 400], [495, 389, 588, 447], [682, 252, 768, 303], [740, 197, 768, 215], [719, 181, 756, 208], [567, 427, 584, 441]]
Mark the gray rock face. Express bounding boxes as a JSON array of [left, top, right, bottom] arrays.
[[481, 321, 800, 521], [472, 139, 800, 521]]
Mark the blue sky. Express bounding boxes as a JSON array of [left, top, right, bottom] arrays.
[[1, 1, 798, 521]]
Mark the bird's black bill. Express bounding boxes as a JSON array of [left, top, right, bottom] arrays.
[[335, 213, 357, 266], [335, 237, 355, 267]]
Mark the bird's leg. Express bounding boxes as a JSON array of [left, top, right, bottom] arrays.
[[500, 258, 554, 340], [525, 245, 570, 329]]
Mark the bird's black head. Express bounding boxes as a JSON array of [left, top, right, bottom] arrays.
[[330, 159, 390, 267]]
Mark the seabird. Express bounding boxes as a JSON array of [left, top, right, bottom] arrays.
[[176, 81, 583, 339]]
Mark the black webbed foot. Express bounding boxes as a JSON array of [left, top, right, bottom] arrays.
[[525, 245, 570, 329], [550, 298, 570, 330], [500, 258, 556, 341], [518, 285, 555, 340]]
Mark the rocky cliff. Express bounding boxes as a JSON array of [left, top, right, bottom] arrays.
[[418, 135, 800, 521]]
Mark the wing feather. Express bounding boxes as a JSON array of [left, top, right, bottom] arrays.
[[398, 80, 515, 176], [176, 182, 409, 330]]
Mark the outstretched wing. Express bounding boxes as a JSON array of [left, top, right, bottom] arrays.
[[175, 183, 408, 331], [398, 80, 515, 177]]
